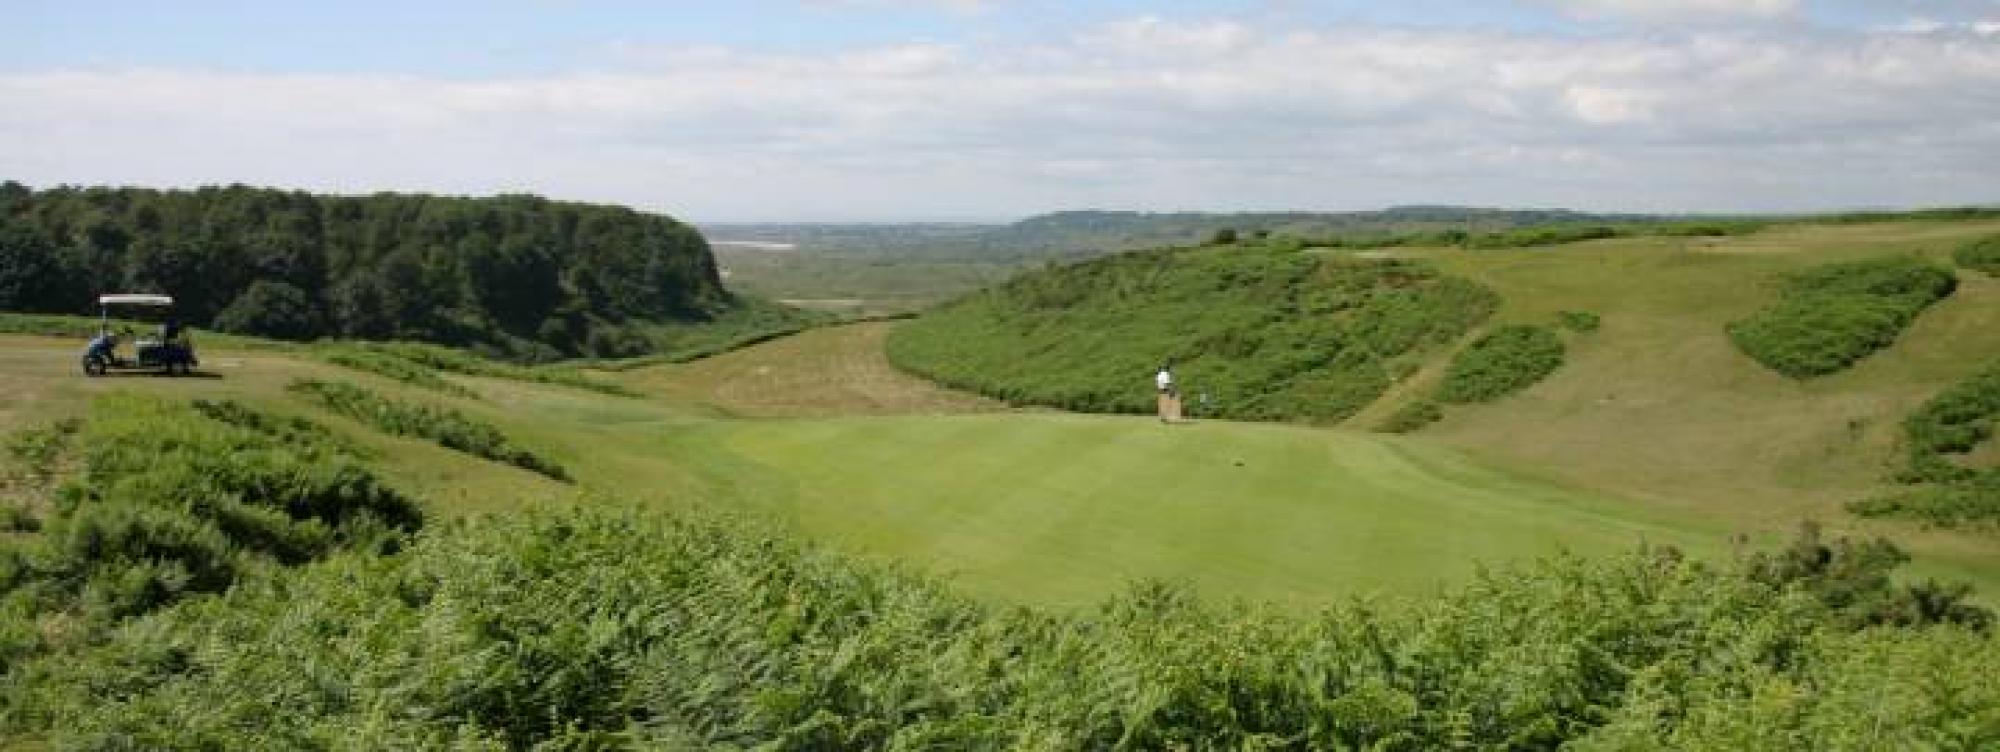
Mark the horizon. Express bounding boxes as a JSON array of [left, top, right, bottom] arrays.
[[8, 1, 2000, 223], [8, 177, 1990, 227]]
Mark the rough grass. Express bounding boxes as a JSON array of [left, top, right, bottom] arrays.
[[287, 379, 571, 482], [1851, 360, 2000, 527], [314, 346, 478, 398], [1726, 255, 1958, 378], [614, 321, 1000, 417], [334, 341, 637, 397]]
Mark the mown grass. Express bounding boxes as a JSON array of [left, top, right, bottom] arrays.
[[288, 379, 571, 482], [1727, 255, 1958, 378], [889, 246, 1496, 422]]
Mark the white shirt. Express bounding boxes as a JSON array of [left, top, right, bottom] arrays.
[[1156, 370, 1174, 391]]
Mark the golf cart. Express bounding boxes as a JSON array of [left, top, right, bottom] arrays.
[[81, 294, 199, 377]]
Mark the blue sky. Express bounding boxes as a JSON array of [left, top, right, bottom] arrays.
[[6, 1, 2000, 221]]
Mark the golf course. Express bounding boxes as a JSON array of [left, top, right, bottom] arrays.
[[10, 215, 2000, 607], [6, 198, 2000, 747]]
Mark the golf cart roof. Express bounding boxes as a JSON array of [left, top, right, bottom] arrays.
[[97, 294, 174, 307]]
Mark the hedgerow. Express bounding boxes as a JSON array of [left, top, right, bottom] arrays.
[[1727, 256, 1957, 378], [1958, 235, 2000, 275], [287, 378, 571, 482], [889, 247, 1497, 422], [1850, 360, 2000, 527], [1437, 325, 1566, 404], [1, 509, 1989, 749]]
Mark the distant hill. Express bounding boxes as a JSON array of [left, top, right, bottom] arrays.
[[0, 182, 731, 359], [705, 206, 1661, 260]]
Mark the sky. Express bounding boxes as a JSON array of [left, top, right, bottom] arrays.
[[5, 1, 2000, 222]]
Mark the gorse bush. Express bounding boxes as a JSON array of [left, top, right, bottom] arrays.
[[1851, 360, 2000, 527], [0, 395, 420, 672], [890, 247, 1497, 422], [1727, 256, 1957, 378], [288, 378, 571, 482], [1556, 309, 1601, 333], [1437, 325, 1566, 404], [2, 509, 1991, 749], [1958, 235, 2000, 275], [1375, 399, 1443, 433]]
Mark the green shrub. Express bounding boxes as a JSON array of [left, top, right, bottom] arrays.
[[1376, 399, 1443, 433], [890, 248, 1497, 423], [0, 394, 422, 664], [1956, 235, 2000, 275], [5, 417, 79, 483], [1437, 325, 1566, 403], [1851, 480, 2000, 529], [1464, 224, 1624, 249], [3, 508, 1990, 749], [1727, 256, 1956, 378], [1851, 360, 2000, 527], [287, 379, 570, 482], [1556, 309, 1601, 333]]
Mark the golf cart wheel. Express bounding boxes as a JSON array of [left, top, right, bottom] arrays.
[[82, 359, 106, 377]]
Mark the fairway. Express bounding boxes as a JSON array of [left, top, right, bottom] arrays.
[[666, 412, 1731, 606]]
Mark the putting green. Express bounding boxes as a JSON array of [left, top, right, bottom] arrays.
[[669, 412, 1734, 606]]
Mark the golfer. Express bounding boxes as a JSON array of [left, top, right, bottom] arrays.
[[1155, 362, 1178, 423]]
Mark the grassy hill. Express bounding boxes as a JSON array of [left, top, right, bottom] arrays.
[[887, 216, 2000, 594]]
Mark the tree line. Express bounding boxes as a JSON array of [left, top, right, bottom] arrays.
[[0, 181, 728, 360]]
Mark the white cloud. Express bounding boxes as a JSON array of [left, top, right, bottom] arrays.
[[3, 18, 1998, 220], [1537, 0, 1799, 21]]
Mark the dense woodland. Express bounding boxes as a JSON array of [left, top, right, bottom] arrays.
[[0, 182, 728, 360]]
